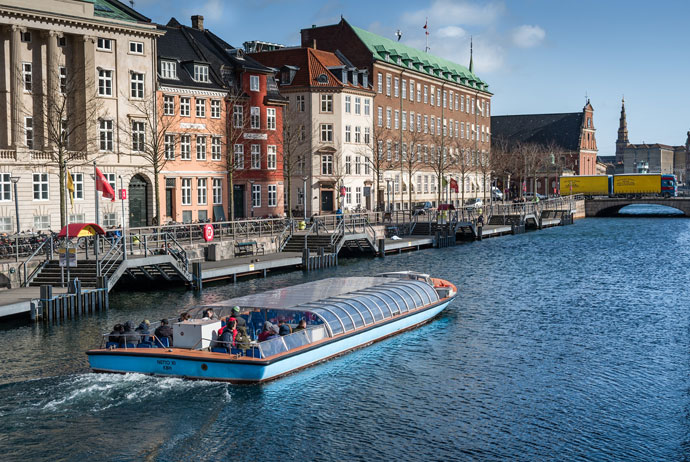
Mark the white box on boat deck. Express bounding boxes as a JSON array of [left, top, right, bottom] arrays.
[[173, 319, 221, 349]]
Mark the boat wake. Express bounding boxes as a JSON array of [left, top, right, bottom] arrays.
[[0, 372, 230, 417]]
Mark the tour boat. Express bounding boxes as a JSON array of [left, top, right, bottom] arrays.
[[86, 272, 457, 383]]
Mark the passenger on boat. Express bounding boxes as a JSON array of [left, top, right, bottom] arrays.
[[108, 324, 123, 343], [154, 319, 174, 346], [293, 319, 307, 333], [135, 320, 150, 334], [122, 321, 140, 345], [217, 316, 234, 336], [231, 306, 246, 328], [258, 321, 279, 342], [278, 320, 292, 336], [178, 312, 191, 322], [218, 319, 237, 349], [202, 308, 218, 320]]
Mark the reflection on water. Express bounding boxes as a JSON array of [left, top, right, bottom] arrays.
[[619, 203, 684, 215], [1, 217, 690, 461]]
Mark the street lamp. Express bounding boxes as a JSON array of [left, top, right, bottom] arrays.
[[119, 175, 127, 260], [10, 176, 20, 233], [302, 176, 308, 220]]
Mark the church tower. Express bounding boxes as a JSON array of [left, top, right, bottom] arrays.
[[615, 98, 629, 162]]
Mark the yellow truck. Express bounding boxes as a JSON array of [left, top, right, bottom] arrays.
[[612, 174, 661, 195], [559, 175, 610, 196]]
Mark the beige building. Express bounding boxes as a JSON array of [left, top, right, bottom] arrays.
[[0, 0, 162, 233]]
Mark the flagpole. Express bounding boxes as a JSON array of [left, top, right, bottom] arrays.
[[93, 161, 99, 262], [64, 161, 70, 287]]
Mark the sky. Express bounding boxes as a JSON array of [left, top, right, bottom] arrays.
[[132, 0, 690, 155]]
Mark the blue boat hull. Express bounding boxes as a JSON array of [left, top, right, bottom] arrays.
[[88, 298, 451, 383]]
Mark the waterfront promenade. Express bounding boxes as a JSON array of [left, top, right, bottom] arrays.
[[0, 198, 580, 320]]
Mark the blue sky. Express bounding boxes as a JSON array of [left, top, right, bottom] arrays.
[[133, 0, 690, 154]]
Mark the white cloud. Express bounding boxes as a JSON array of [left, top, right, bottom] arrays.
[[402, 0, 505, 28], [438, 25, 466, 39], [511, 25, 545, 48], [403, 34, 504, 73]]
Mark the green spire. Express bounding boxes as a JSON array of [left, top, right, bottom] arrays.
[[469, 36, 473, 73]]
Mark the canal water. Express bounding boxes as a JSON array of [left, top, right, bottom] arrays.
[[1, 216, 689, 461]]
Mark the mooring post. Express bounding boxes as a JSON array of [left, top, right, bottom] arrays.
[[40, 285, 52, 324], [192, 262, 203, 291], [97, 276, 108, 311], [378, 238, 385, 257]]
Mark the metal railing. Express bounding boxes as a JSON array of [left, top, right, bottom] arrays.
[[21, 236, 54, 287], [97, 235, 124, 277]]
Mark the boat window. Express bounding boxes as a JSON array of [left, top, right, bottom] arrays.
[[341, 298, 374, 324], [413, 281, 439, 304], [325, 304, 355, 332], [389, 284, 421, 309], [312, 308, 343, 335], [283, 329, 310, 350], [307, 325, 328, 342], [369, 290, 402, 315], [330, 301, 365, 328], [259, 336, 288, 358], [360, 292, 393, 318], [387, 287, 413, 312], [353, 295, 385, 321], [392, 283, 424, 307]]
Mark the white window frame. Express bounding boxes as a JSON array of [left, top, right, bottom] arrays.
[[71, 172, 84, 200], [181, 178, 192, 205], [129, 41, 144, 54], [320, 124, 333, 143], [321, 154, 333, 175], [180, 97, 190, 117], [364, 99, 370, 116], [212, 178, 223, 205], [131, 120, 145, 152], [25, 117, 33, 149], [267, 145, 277, 169], [194, 64, 209, 83], [59, 66, 67, 94], [233, 105, 243, 128], [250, 75, 260, 91], [320, 94, 333, 113], [160, 60, 177, 79], [96, 37, 112, 51], [251, 144, 261, 169], [196, 136, 207, 160], [195, 98, 206, 118], [33, 173, 49, 201], [234, 144, 244, 169], [211, 137, 221, 161], [197, 178, 207, 205], [22, 62, 32, 92], [98, 69, 113, 97], [296, 95, 305, 112], [252, 184, 261, 208], [130, 72, 144, 99], [210, 100, 221, 118], [0, 173, 10, 202], [250, 106, 260, 129], [99, 119, 113, 151], [180, 135, 191, 160], [268, 184, 277, 207], [354, 97, 361, 115], [355, 126, 361, 143], [266, 108, 276, 130], [345, 125, 351, 143], [345, 95, 351, 113], [164, 134, 175, 160]]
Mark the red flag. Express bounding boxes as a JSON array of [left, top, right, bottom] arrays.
[[423, 19, 429, 35], [449, 178, 459, 193], [95, 166, 116, 202]]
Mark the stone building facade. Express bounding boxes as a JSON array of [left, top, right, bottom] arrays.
[[0, 0, 162, 232]]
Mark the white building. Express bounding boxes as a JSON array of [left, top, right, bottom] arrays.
[[0, 0, 162, 233]]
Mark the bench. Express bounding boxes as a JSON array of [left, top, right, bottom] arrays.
[[234, 240, 265, 257]]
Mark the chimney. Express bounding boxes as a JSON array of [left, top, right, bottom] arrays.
[[191, 15, 204, 30], [312, 39, 317, 50]]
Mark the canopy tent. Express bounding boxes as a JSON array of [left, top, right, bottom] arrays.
[[58, 223, 106, 238]]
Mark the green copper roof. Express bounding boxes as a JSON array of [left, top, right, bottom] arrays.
[[85, 0, 144, 23], [350, 24, 490, 93]]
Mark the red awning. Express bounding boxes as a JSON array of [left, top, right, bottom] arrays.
[[58, 223, 107, 238]]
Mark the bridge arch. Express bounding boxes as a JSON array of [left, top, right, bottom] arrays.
[[585, 198, 690, 217]]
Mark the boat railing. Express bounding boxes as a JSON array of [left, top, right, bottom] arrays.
[[99, 332, 168, 349], [203, 324, 329, 358]]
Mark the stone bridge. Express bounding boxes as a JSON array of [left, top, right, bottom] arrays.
[[585, 198, 690, 217]]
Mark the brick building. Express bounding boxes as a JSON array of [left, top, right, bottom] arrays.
[[157, 16, 286, 221], [301, 19, 492, 210], [250, 46, 375, 215], [491, 102, 598, 196]]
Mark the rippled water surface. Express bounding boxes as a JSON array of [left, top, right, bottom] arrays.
[[1, 217, 690, 461]]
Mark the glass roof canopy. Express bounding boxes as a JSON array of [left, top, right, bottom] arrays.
[[201, 277, 440, 337]]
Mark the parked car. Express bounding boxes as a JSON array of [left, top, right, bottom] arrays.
[[523, 192, 546, 201], [413, 201, 433, 215], [464, 198, 483, 210], [491, 186, 504, 201]]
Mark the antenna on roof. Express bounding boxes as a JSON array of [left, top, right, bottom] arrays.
[[129, 0, 135, 8], [395, 30, 402, 42]]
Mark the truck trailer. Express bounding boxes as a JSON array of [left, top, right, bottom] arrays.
[[559, 175, 610, 196]]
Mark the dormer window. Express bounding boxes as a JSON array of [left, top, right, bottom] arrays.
[[194, 64, 209, 82], [160, 60, 177, 79], [397, 57, 402, 65]]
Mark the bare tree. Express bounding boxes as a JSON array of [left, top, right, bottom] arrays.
[[119, 91, 186, 225], [27, 65, 104, 227], [401, 128, 428, 210], [450, 137, 476, 205], [225, 86, 251, 221], [282, 103, 310, 218], [359, 121, 393, 211], [428, 130, 456, 206]]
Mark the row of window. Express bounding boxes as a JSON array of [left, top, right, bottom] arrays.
[[377, 73, 490, 116], [163, 134, 223, 161], [179, 178, 223, 206], [164, 95, 222, 118], [319, 154, 371, 176], [97, 69, 146, 99], [377, 140, 489, 166], [0, 172, 109, 202], [376, 106, 491, 141], [233, 105, 276, 130], [232, 144, 277, 170], [96, 37, 145, 55], [314, 94, 372, 115], [249, 184, 277, 208], [21, 64, 67, 93]]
